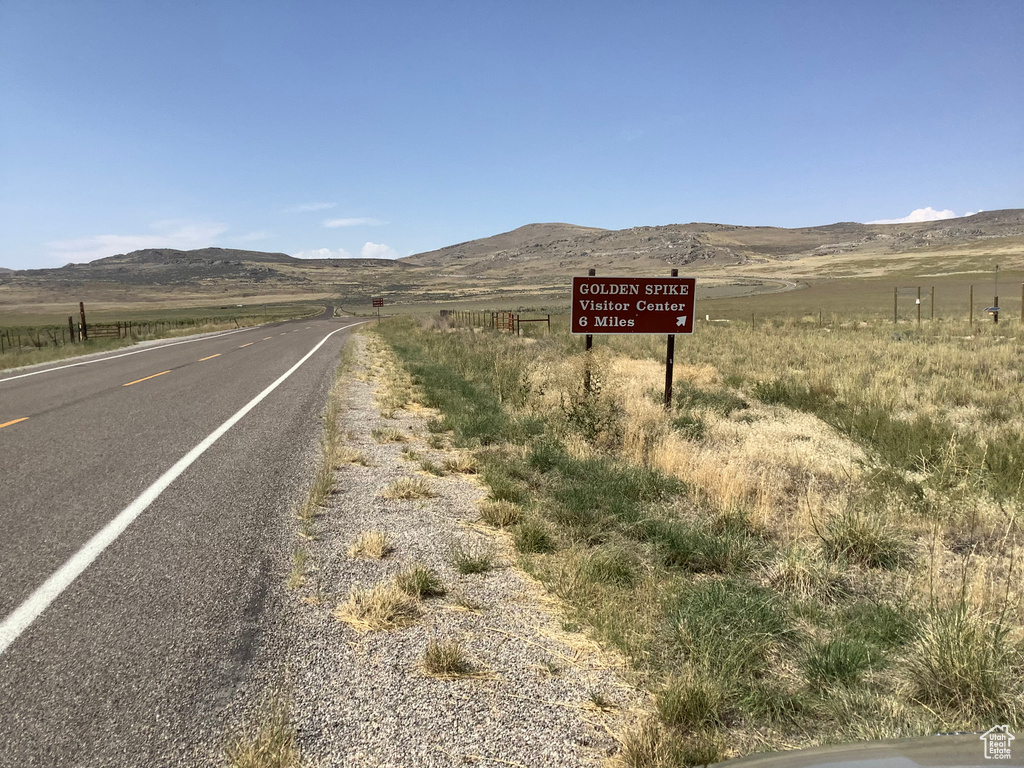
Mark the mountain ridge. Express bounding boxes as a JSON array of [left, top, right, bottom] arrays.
[[399, 210, 1024, 275]]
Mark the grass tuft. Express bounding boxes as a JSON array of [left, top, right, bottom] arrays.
[[820, 507, 912, 569], [286, 547, 309, 590], [421, 639, 476, 678], [395, 564, 446, 598], [371, 427, 406, 443], [347, 530, 393, 559], [514, 518, 557, 554], [902, 604, 1021, 717], [450, 541, 497, 574], [334, 583, 419, 631], [657, 669, 731, 731], [418, 459, 446, 476], [478, 499, 522, 528], [802, 638, 874, 689], [443, 452, 479, 474], [332, 446, 368, 466], [765, 544, 848, 601], [224, 698, 301, 768], [381, 476, 436, 499]]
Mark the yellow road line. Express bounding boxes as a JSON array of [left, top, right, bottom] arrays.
[[280, 332, 287, 335], [198, 354, 221, 361], [123, 370, 171, 387], [239, 342, 254, 348], [263, 336, 273, 340], [0, 417, 29, 430]]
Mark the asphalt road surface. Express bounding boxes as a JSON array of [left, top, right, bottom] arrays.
[[0, 308, 364, 766]]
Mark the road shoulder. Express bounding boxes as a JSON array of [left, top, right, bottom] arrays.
[[263, 331, 638, 767]]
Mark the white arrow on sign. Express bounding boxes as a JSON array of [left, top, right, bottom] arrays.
[[676, 316, 687, 326]]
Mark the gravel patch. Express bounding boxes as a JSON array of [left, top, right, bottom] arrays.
[[270, 333, 638, 767]]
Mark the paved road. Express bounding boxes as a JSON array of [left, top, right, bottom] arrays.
[[0, 308, 364, 766]]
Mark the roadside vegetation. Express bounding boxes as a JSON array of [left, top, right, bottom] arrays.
[[374, 315, 1023, 766], [0, 303, 320, 371]]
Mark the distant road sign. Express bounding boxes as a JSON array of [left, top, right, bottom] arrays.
[[571, 276, 696, 334], [372, 298, 384, 307], [985, 306, 1000, 312]]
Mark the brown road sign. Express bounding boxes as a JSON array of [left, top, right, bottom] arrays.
[[372, 298, 384, 307], [571, 276, 696, 334]]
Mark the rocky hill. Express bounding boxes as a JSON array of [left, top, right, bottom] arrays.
[[2, 247, 410, 289], [400, 210, 1024, 276]]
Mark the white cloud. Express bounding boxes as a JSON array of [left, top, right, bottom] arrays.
[[868, 207, 959, 225], [47, 220, 228, 264], [292, 247, 355, 259], [287, 202, 336, 212], [361, 242, 399, 260], [323, 217, 383, 228]]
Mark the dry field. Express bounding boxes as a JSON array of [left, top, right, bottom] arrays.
[[374, 311, 1023, 766]]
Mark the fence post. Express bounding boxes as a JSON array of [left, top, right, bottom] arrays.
[[931, 286, 935, 321], [969, 285, 973, 325], [80, 302, 88, 341]]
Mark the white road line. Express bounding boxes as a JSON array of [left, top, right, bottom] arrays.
[[0, 321, 369, 657], [0, 328, 253, 385]]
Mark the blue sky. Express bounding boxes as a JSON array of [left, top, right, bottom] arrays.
[[2, 1, 1021, 269]]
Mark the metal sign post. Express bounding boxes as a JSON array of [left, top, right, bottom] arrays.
[[584, 269, 594, 392], [664, 269, 678, 408]]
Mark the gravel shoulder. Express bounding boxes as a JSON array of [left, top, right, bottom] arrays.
[[261, 331, 640, 767]]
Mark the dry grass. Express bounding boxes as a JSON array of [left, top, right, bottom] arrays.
[[371, 427, 406, 443], [286, 547, 310, 590], [348, 530, 393, 559], [381, 476, 435, 499], [443, 452, 479, 474], [478, 499, 522, 528], [395, 564, 446, 598], [224, 698, 301, 768], [374, 316, 1024, 762], [333, 583, 419, 632], [420, 639, 478, 679], [450, 541, 497, 574], [332, 445, 368, 466]]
